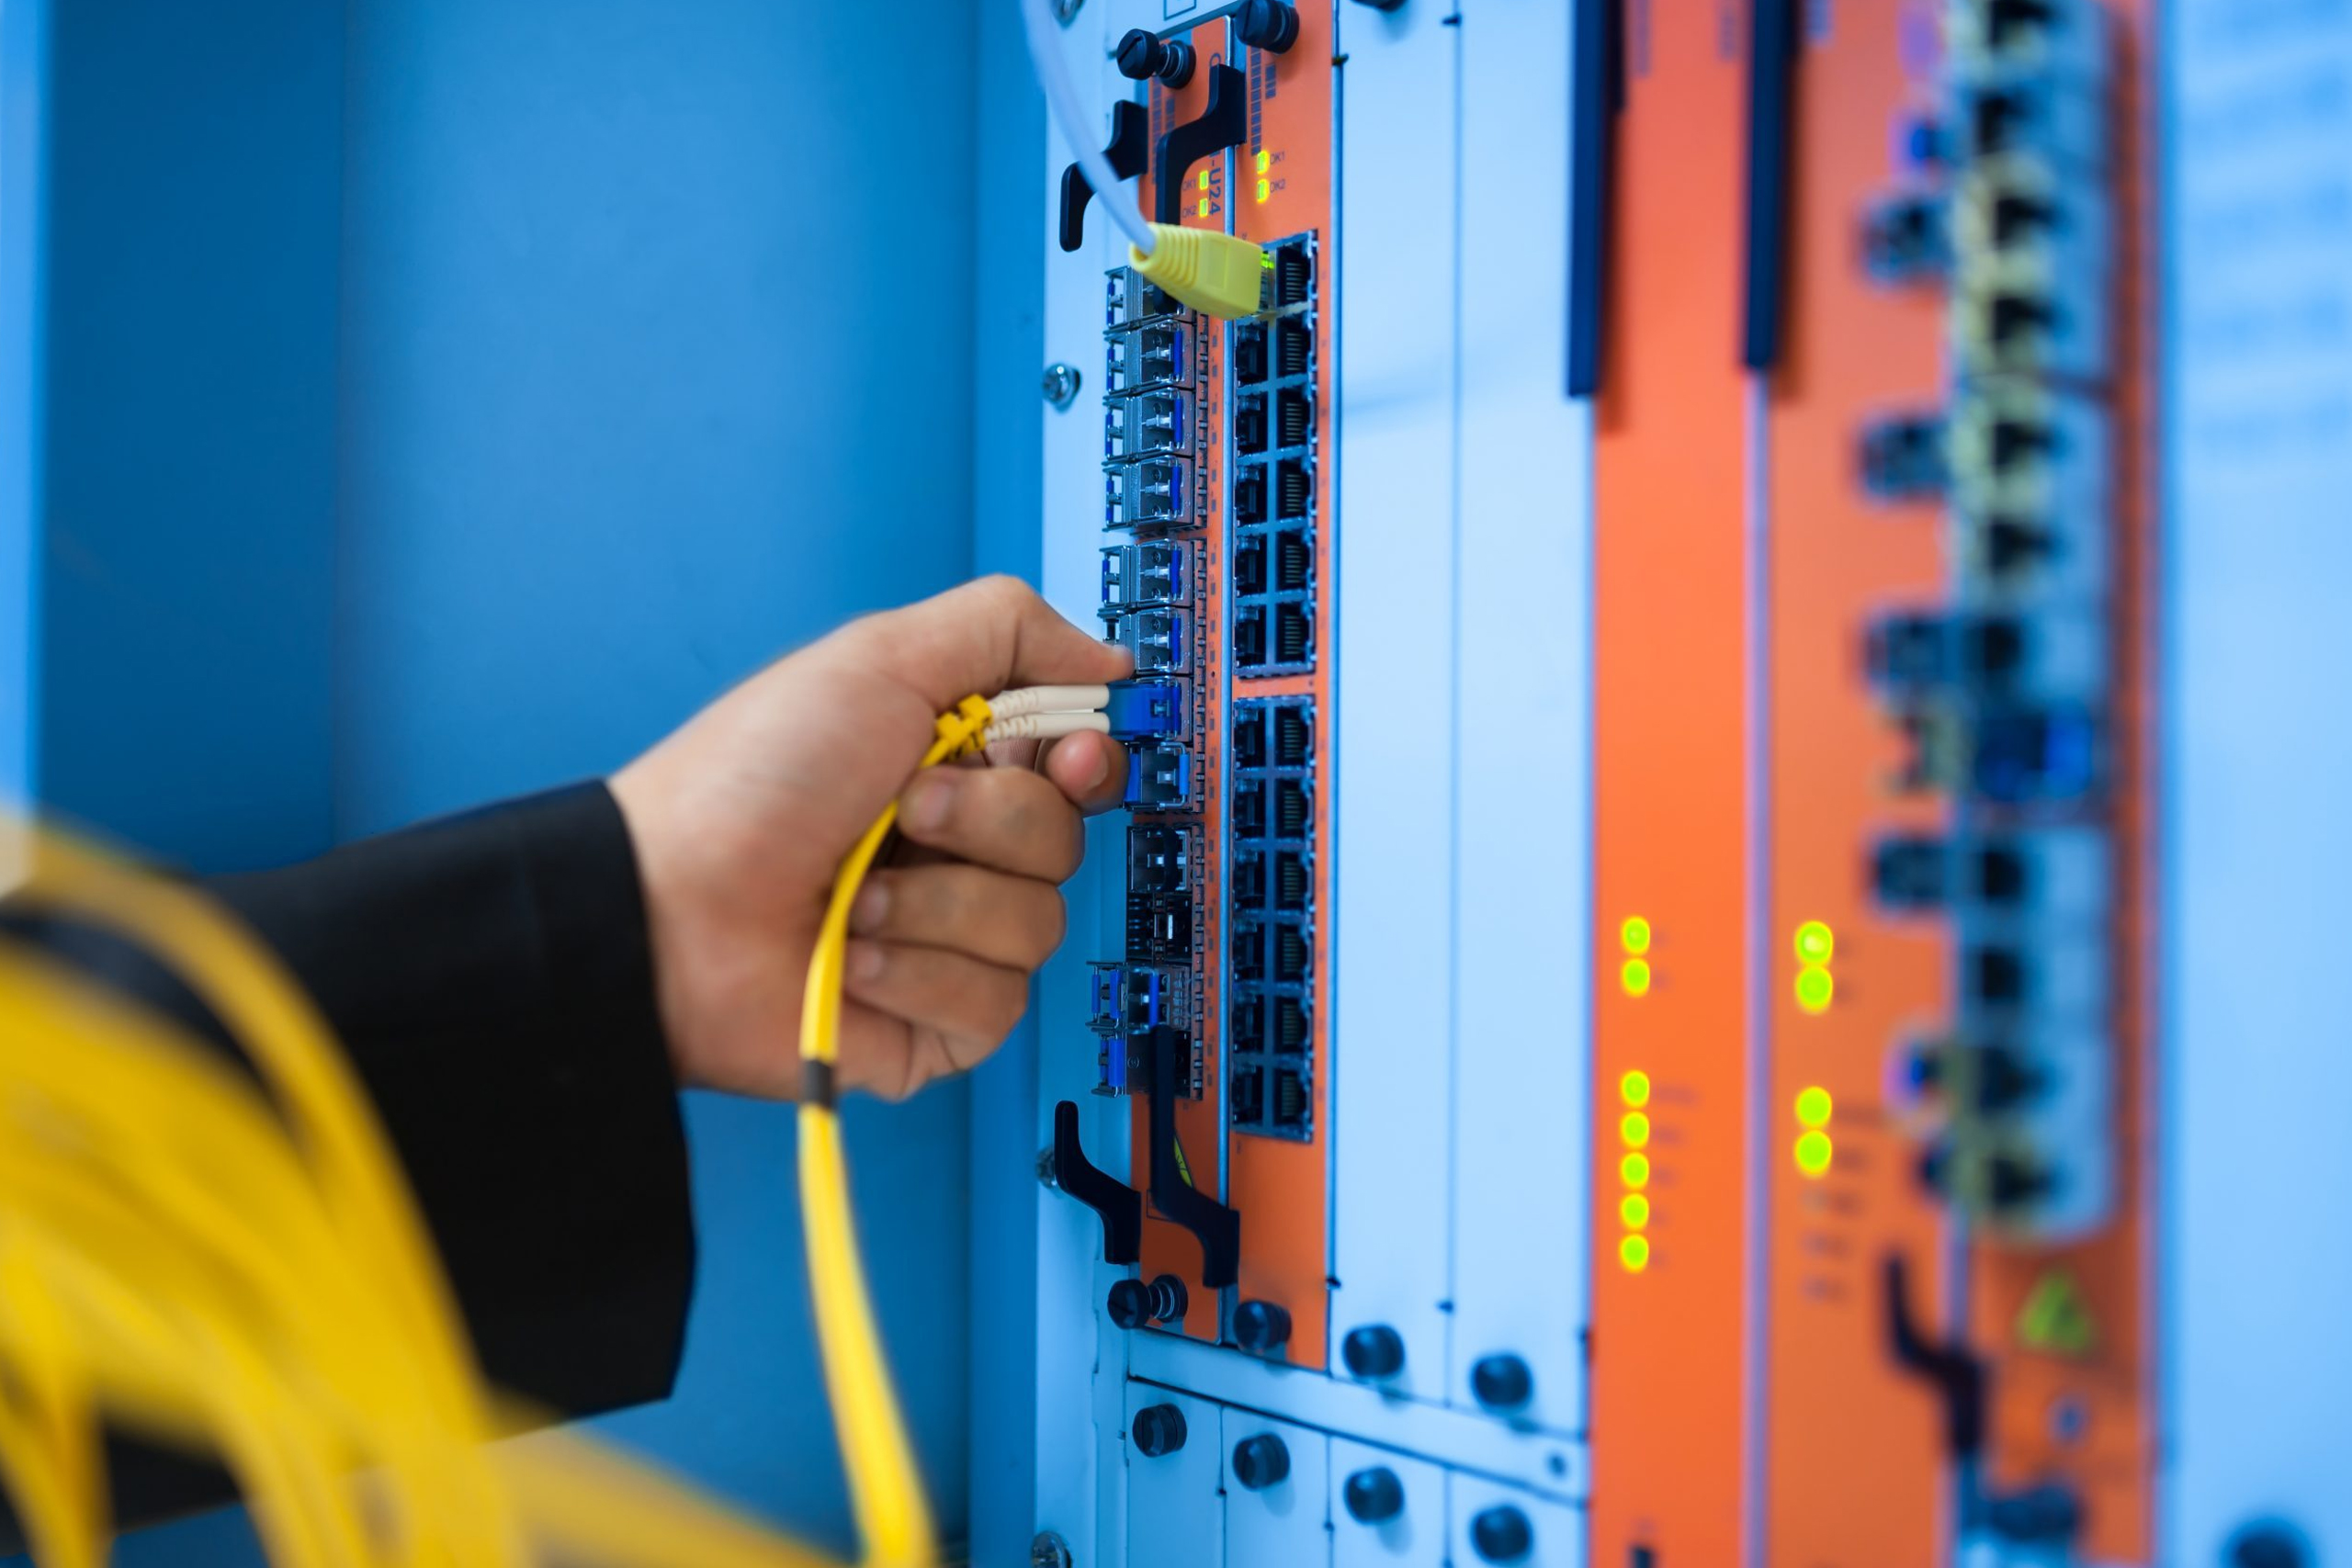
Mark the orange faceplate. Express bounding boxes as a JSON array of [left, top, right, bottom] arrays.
[[1589, 2, 1755, 1563]]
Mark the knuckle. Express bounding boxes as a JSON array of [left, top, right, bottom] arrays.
[[973, 572, 1035, 611]]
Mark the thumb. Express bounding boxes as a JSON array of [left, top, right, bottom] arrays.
[[842, 575, 1133, 712]]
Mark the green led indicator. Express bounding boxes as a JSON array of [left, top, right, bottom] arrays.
[[1620, 1193, 1651, 1228], [1620, 1152, 1651, 1188], [1621, 1111, 1651, 1149], [1621, 916, 1652, 955], [1622, 958, 1653, 998], [1793, 966, 1835, 1015], [1620, 1235, 1651, 1272], [1795, 1086, 1834, 1128], [1794, 1129, 1834, 1179], [1794, 920, 1836, 965], [1621, 1070, 1652, 1108]]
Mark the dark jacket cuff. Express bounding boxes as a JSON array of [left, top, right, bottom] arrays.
[[210, 782, 696, 1416]]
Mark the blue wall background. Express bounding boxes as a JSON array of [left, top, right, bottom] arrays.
[[6, 0, 1011, 1559]]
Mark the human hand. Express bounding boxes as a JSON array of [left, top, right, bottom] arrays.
[[610, 576, 1132, 1100]]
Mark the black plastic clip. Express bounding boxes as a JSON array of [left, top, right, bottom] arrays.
[[1883, 1252, 1986, 1459], [1153, 64, 1250, 227], [1146, 1025, 1240, 1288], [1053, 1100, 1141, 1265], [1060, 100, 1151, 254]]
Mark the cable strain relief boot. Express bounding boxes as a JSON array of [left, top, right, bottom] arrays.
[[1132, 225, 1269, 321]]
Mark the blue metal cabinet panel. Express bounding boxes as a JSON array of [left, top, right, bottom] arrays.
[[1223, 1410, 1330, 1568], [0, 0, 41, 805], [1450, 0, 1593, 1434], [1447, 1473, 1584, 1568], [1329, 0, 1462, 1403], [2163, 2, 2352, 1561], [1125, 1386, 1225, 1568], [1329, 1439, 1445, 1568]]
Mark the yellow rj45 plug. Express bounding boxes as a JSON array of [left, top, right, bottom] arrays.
[[1131, 223, 1268, 321]]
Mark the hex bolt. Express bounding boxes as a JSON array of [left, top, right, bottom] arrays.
[[1042, 362, 1083, 411], [1029, 1530, 1075, 1568]]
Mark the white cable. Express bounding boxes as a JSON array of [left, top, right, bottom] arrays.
[[984, 711, 1114, 745], [990, 684, 1113, 720], [1020, 0, 1158, 256]]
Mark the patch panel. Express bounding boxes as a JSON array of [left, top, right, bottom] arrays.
[[1226, 698, 1315, 1143], [1227, 233, 1319, 679]]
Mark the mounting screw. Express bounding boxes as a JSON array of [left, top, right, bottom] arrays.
[[1035, 1145, 1059, 1189], [1042, 363, 1083, 410], [1107, 1273, 1189, 1331], [1131, 1403, 1188, 1458], [1471, 1504, 1534, 1564], [1342, 1466, 1405, 1525], [1341, 1324, 1406, 1381], [1233, 1299, 1293, 1354], [1116, 28, 1197, 88], [2226, 1520, 2312, 1568], [1470, 1352, 1533, 1413], [1029, 1530, 1075, 1568], [1050, 0, 1085, 24], [1235, 0, 1302, 52], [1231, 1432, 1292, 1491]]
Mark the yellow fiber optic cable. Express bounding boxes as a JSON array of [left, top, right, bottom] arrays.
[[0, 681, 1013, 1566], [794, 693, 992, 1568]]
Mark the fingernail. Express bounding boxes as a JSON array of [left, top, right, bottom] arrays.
[[850, 881, 890, 934], [902, 773, 954, 834], [848, 941, 886, 983]]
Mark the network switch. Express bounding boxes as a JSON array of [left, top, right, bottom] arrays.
[[1226, 697, 1316, 1144]]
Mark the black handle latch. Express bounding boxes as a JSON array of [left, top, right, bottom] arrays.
[[1566, 0, 1625, 396], [1060, 100, 1152, 254], [1146, 1026, 1240, 1288], [1740, 0, 1804, 370], [1153, 64, 1250, 227], [1052, 1100, 1141, 1264], [1883, 1252, 1986, 1459]]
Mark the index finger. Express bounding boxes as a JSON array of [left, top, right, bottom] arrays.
[[842, 575, 1133, 713]]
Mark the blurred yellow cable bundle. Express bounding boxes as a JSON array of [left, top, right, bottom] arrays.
[[0, 697, 999, 1568]]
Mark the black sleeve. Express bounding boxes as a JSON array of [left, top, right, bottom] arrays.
[[207, 782, 698, 1414], [0, 783, 697, 1543]]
